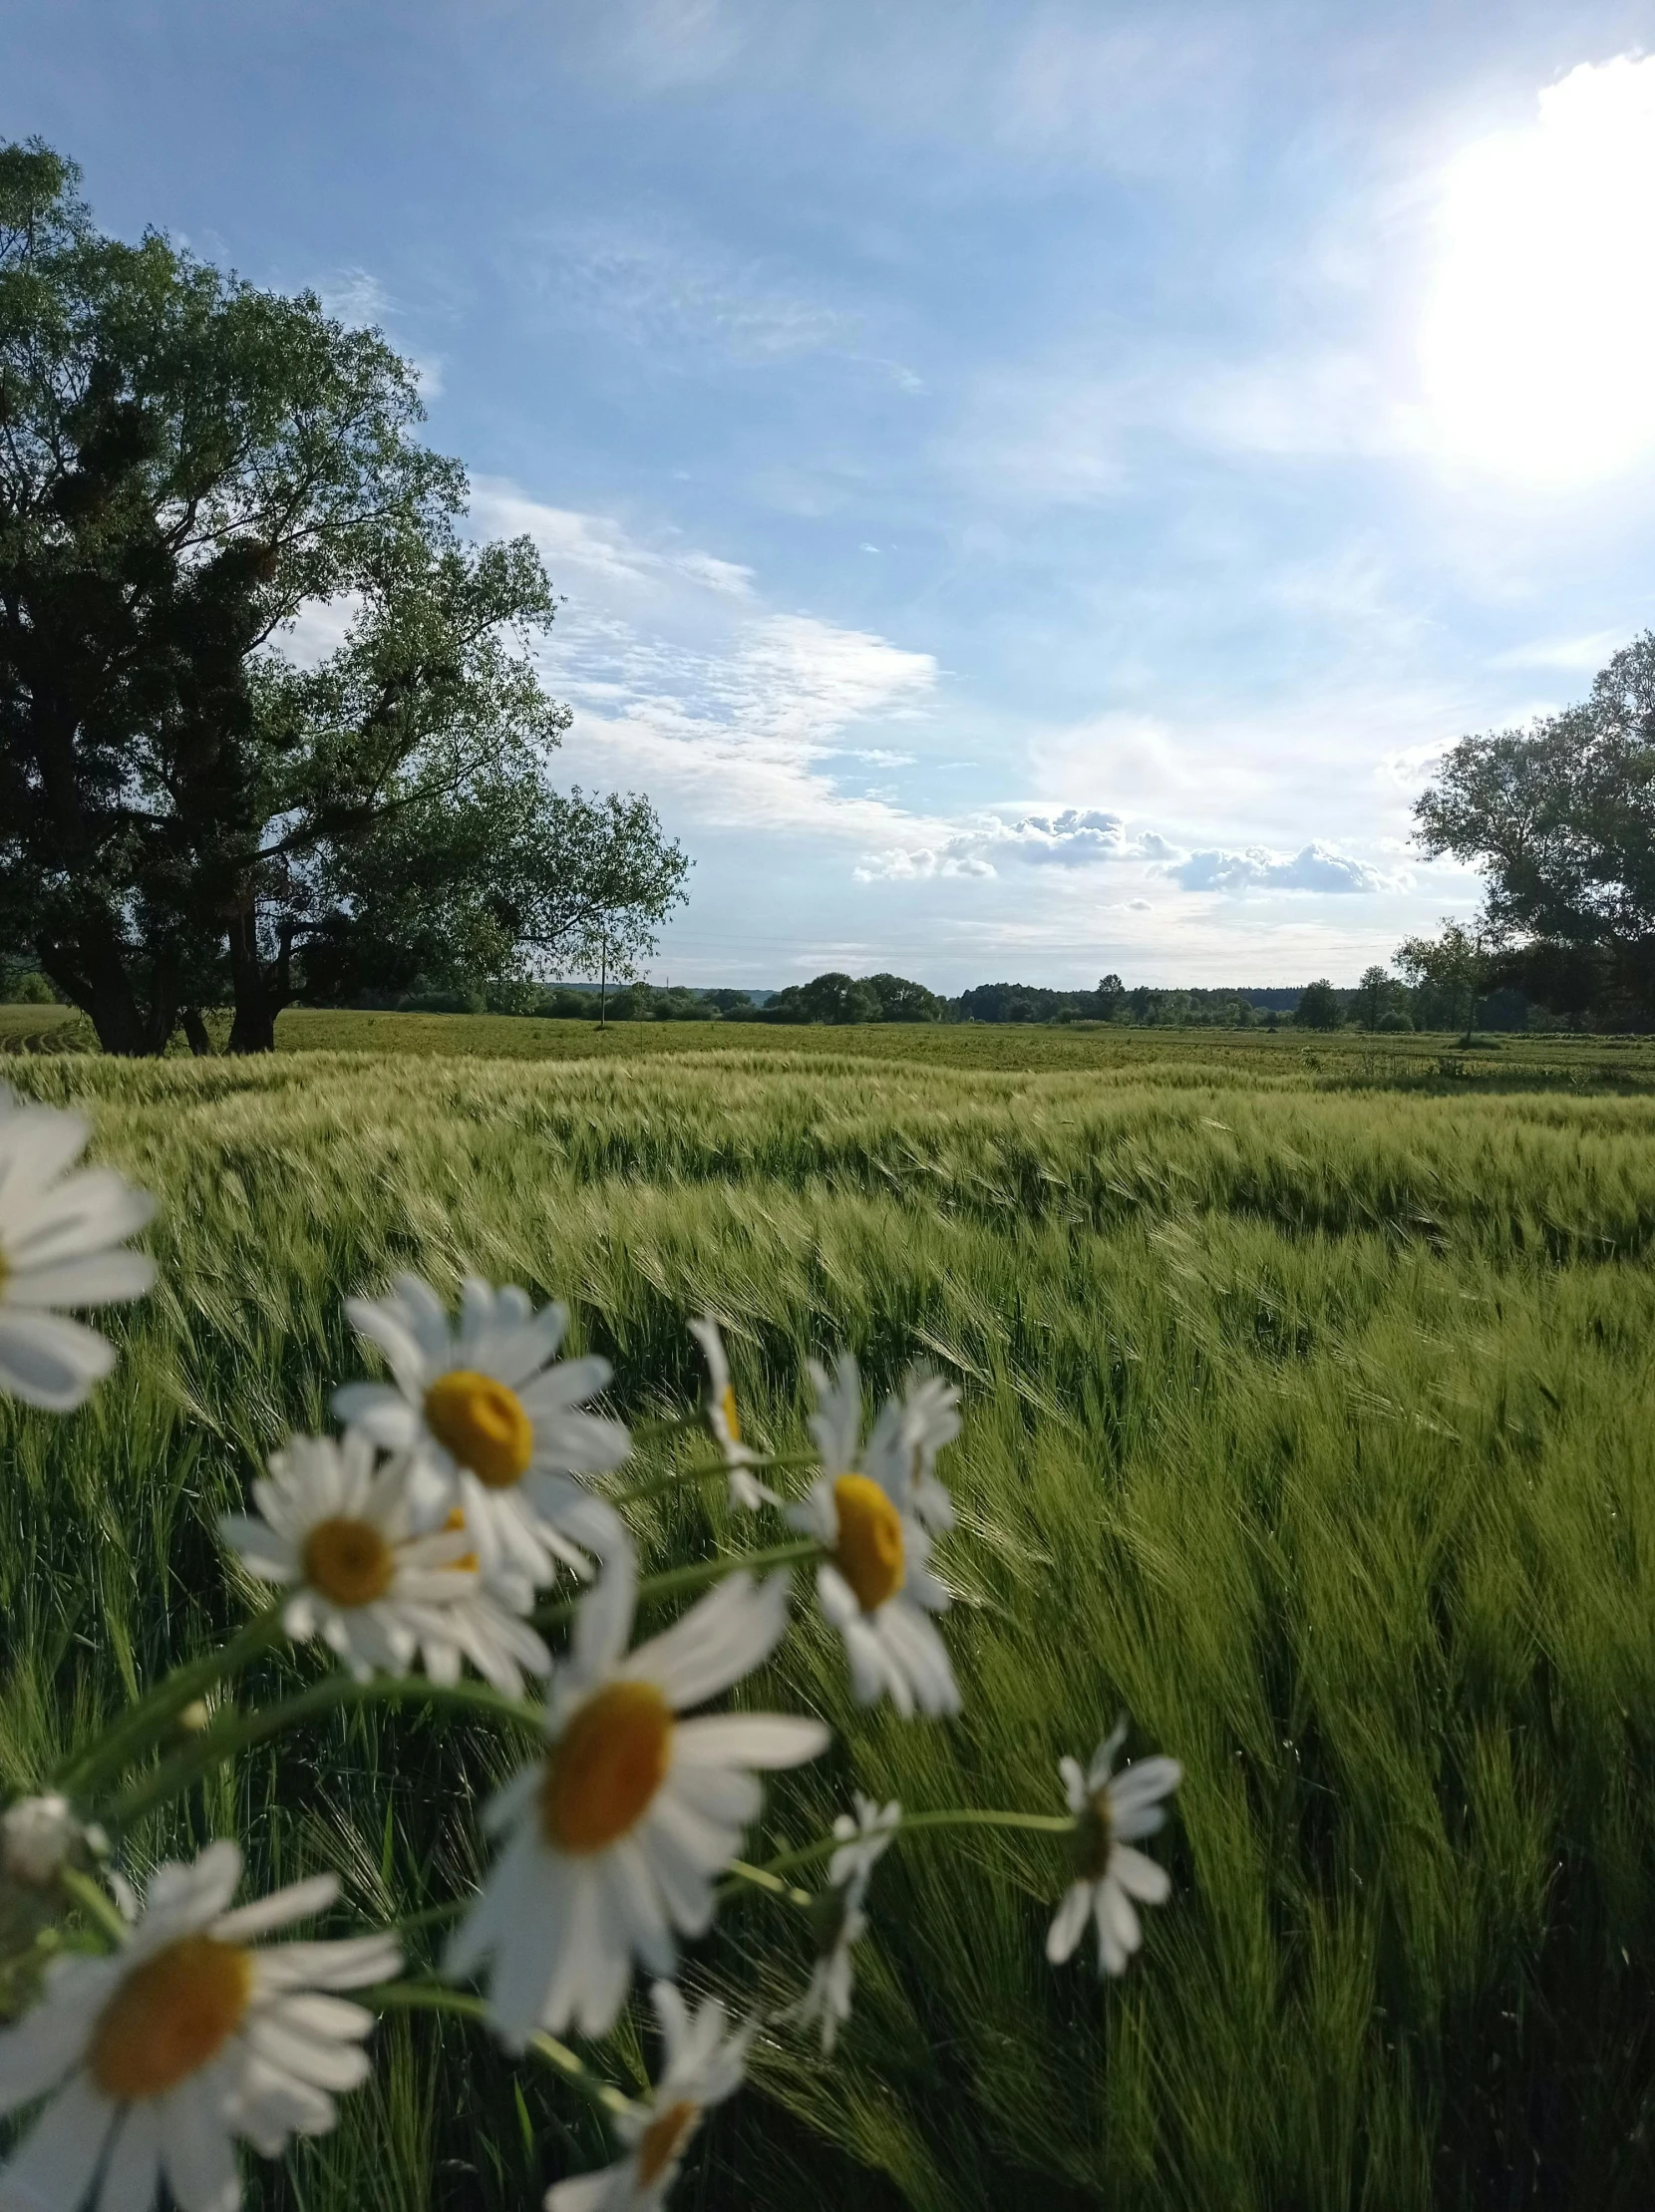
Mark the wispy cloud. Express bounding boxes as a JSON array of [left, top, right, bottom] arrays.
[[316, 267, 446, 397], [472, 481, 943, 843], [514, 210, 861, 367]]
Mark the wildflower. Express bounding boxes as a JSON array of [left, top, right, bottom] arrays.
[[783, 1794, 897, 2055], [889, 1371, 961, 1534], [0, 1088, 154, 1411], [220, 1429, 551, 1699], [687, 1315, 772, 1510], [0, 1840, 398, 2212], [0, 1795, 103, 1889], [546, 1981, 749, 2212], [789, 1888, 867, 2056], [1046, 1721, 1181, 1976], [811, 1352, 960, 1533], [336, 1274, 627, 1600], [448, 1545, 828, 2043], [828, 1792, 900, 1898], [788, 1356, 960, 1718]]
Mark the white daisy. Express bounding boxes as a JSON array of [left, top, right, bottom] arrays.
[[788, 1890, 867, 2056], [784, 1794, 898, 2055], [335, 1274, 628, 1602], [889, 1371, 961, 1534], [686, 1315, 772, 1511], [828, 1792, 900, 1901], [810, 1353, 960, 1534], [447, 1545, 829, 2044], [1046, 1721, 1181, 1977], [788, 1357, 960, 1719], [0, 1088, 154, 1411], [545, 1981, 749, 2212], [219, 1429, 551, 1699], [0, 1839, 399, 2212]]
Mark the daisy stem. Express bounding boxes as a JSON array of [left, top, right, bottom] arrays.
[[53, 1601, 288, 1798], [57, 1865, 130, 1948], [608, 1449, 824, 1507], [100, 1676, 547, 1835], [531, 1537, 823, 1630], [726, 1808, 1079, 1894], [368, 1982, 640, 2118], [723, 1858, 816, 1909]]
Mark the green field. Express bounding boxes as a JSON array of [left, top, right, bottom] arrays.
[[6, 1022, 1655, 2208]]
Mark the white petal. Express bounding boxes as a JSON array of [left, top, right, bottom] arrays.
[[1045, 1881, 1093, 1965], [571, 1546, 638, 1682], [1098, 1874, 1143, 1968], [1108, 1757, 1182, 1812], [625, 1571, 792, 1710], [0, 1967, 115, 2109], [251, 1934, 400, 1992], [214, 1872, 339, 1942], [545, 2162, 628, 2212], [0, 1308, 115, 1409], [671, 1715, 828, 1770], [6, 1251, 155, 1310], [5, 2073, 116, 2212], [242, 2014, 371, 2093], [1109, 1843, 1171, 1906], [158, 2075, 240, 2212], [5, 1168, 152, 1272], [99, 2099, 163, 2212]]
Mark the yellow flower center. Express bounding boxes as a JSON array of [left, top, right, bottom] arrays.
[[636, 2098, 701, 2187], [719, 1382, 741, 1444], [301, 1516, 394, 1607], [441, 1505, 479, 1572], [832, 1474, 905, 1612], [424, 1370, 533, 1488], [540, 1681, 673, 1854], [88, 1935, 253, 2100]]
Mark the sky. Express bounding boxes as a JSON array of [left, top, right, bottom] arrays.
[[9, 1, 1655, 990]]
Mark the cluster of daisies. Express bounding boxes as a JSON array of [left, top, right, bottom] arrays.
[[0, 1084, 1184, 2212]]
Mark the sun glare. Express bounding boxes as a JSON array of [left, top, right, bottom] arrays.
[[1420, 55, 1655, 488]]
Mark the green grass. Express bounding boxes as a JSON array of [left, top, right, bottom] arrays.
[[5, 1031, 1655, 2208]]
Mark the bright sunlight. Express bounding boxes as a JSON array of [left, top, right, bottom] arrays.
[[1421, 55, 1655, 489]]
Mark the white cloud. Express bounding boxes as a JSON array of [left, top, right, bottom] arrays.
[[469, 483, 942, 845], [1488, 630, 1625, 674], [854, 843, 995, 881], [1168, 843, 1400, 895], [470, 480, 757, 598]]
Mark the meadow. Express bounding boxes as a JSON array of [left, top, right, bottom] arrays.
[[5, 1019, 1655, 2208]]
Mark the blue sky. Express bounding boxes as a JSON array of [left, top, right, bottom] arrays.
[[10, 1, 1655, 989]]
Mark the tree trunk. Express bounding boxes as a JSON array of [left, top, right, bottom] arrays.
[[180, 1007, 214, 1058], [38, 927, 150, 1057], [226, 903, 285, 1052]]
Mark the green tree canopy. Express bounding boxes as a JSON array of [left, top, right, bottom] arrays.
[[1353, 965, 1397, 1033], [1293, 979, 1344, 1031], [0, 140, 686, 1053], [1413, 633, 1655, 1011], [1395, 922, 1489, 1043]]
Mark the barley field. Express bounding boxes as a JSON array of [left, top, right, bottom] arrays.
[[5, 1024, 1655, 2209]]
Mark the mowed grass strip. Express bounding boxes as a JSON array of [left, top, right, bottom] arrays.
[[3, 1044, 1655, 2209]]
